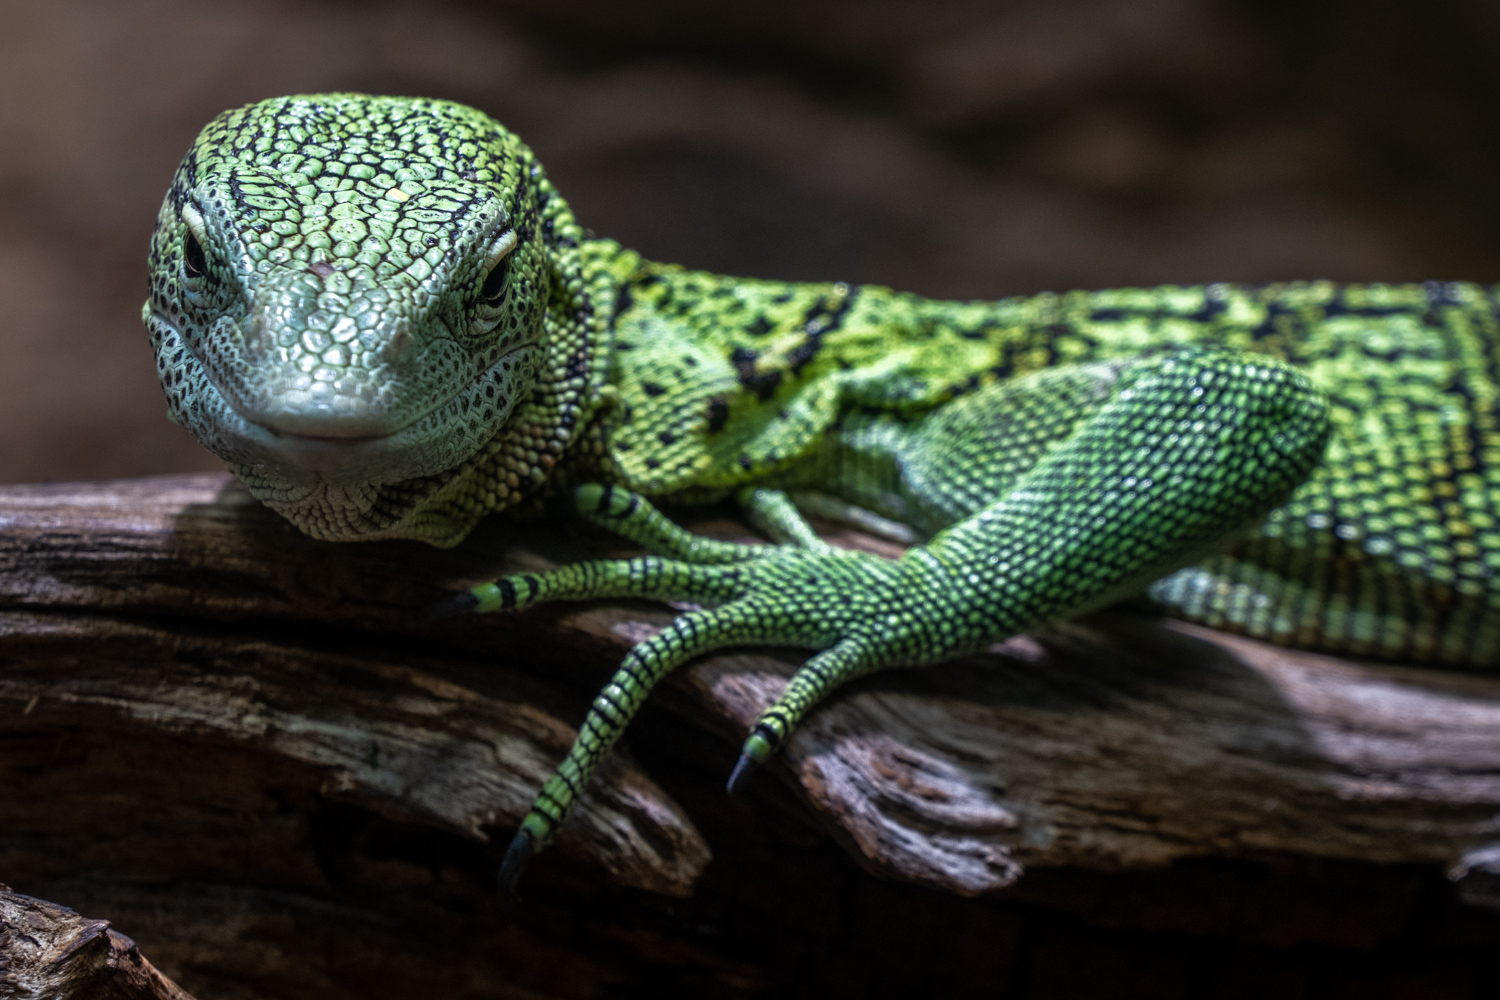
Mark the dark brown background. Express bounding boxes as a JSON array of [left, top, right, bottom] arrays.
[[6, 1, 1500, 996], [6, 0, 1500, 485]]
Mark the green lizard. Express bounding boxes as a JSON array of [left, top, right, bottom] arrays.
[[145, 93, 1500, 895]]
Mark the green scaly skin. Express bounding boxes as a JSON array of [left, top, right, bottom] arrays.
[[146, 94, 1500, 896]]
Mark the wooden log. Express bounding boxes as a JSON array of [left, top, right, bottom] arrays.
[[6, 474, 1500, 994], [0, 888, 195, 1000], [5, 474, 1500, 893], [4, 474, 1500, 897], [0, 480, 713, 900]]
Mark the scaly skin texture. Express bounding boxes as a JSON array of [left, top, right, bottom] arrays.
[[146, 94, 1500, 894]]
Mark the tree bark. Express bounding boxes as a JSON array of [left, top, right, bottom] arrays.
[[0, 888, 195, 1000], [4, 473, 1500, 996]]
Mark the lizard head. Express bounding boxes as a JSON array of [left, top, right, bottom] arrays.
[[144, 94, 601, 543]]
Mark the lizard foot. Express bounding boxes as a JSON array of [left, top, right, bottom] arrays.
[[454, 485, 913, 893]]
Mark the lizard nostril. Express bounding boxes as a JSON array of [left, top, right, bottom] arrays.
[[241, 315, 265, 352], [386, 326, 415, 365]]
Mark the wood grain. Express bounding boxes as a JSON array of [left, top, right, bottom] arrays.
[[4, 474, 1500, 994], [5, 474, 1500, 894], [0, 888, 195, 1000]]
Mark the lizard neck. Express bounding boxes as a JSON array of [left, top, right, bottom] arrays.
[[381, 236, 643, 539], [589, 263, 1030, 500], [586, 270, 1495, 506]]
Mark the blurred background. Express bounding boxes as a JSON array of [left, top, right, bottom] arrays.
[[4, 0, 1500, 485]]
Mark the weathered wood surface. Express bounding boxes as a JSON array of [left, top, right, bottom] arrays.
[[0, 481, 712, 900], [7, 474, 1500, 995], [4, 473, 1500, 899], [0, 888, 195, 1000]]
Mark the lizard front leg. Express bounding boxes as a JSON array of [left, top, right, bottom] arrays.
[[451, 348, 1330, 895]]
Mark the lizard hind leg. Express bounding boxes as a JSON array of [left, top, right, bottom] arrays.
[[570, 483, 765, 563], [440, 485, 828, 620], [726, 636, 879, 793], [573, 482, 830, 555], [430, 485, 766, 621], [737, 486, 834, 551], [498, 604, 788, 897], [462, 551, 747, 615]]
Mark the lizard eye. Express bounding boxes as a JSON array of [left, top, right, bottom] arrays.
[[477, 229, 519, 306], [183, 230, 207, 279], [479, 255, 509, 303]]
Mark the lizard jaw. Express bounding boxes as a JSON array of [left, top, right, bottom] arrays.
[[238, 343, 542, 487], [149, 308, 542, 488]]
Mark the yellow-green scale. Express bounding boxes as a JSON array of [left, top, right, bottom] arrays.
[[593, 266, 1500, 667]]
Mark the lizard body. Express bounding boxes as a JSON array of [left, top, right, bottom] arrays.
[[145, 94, 1500, 892]]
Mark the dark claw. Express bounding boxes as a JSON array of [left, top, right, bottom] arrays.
[[727, 723, 778, 794], [421, 590, 479, 623], [725, 752, 761, 795], [497, 827, 535, 900]]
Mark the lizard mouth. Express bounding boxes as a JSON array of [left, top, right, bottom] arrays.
[[231, 336, 539, 445], [152, 309, 541, 488], [234, 340, 540, 485]]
